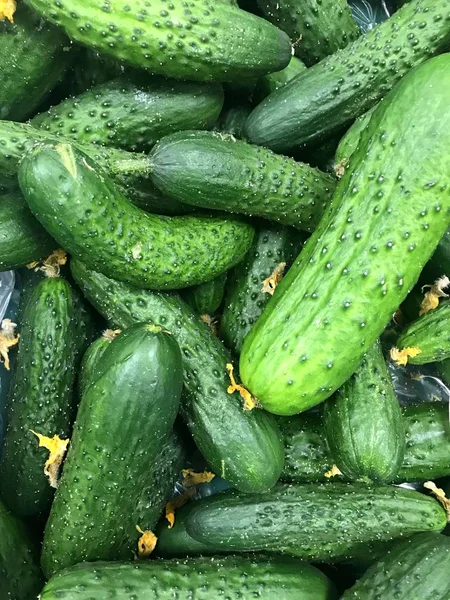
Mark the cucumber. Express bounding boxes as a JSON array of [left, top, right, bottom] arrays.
[[70, 259, 285, 494], [0, 276, 78, 517], [240, 54, 450, 415], [68, 49, 125, 95], [184, 483, 446, 561], [0, 499, 43, 600], [341, 532, 450, 599], [246, 0, 450, 152], [220, 223, 305, 355], [256, 0, 359, 66], [254, 55, 307, 101], [39, 555, 338, 600], [78, 329, 119, 396], [149, 131, 336, 230], [334, 107, 375, 175], [323, 340, 405, 482], [25, 0, 292, 82], [41, 323, 184, 578], [214, 103, 253, 139], [31, 76, 224, 152], [0, 3, 73, 121], [0, 189, 55, 271], [19, 143, 254, 290], [182, 272, 227, 315]]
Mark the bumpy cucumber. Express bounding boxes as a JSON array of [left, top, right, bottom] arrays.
[[240, 54, 450, 415], [19, 143, 254, 290], [31, 76, 224, 152], [25, 0, 291, 82], [221, 223, 304, 355], [324, 340, 405, 482], [149, 131, 336, 230], [254, 55, 306, 101], [334, 107, 375, 175], [0, 3, 73, 121], [257, 0, 358, 66], [246, 0, 450, 152], [214, 103, 253, 139], [0, 276, 78, 517], [40, 556, 338, 600], [342, 533, 450, 599], [78, 329, 118, 396], [184, 483, 446, 561], [182, 272, 227, 315], [41, 323, 183, 578], [0, 189, 55, 271], [70, 259, 285, 494]]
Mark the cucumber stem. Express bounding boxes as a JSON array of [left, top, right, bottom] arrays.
[[110, 155, 153, 176]]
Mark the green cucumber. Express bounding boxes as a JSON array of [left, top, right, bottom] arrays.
[[182, 272, 227, 315], [31, 76, 224, 152], [254, 55, 307, 101], [0, 3, 73, 121], [256, 0, 359, 66], [334, 107, 375, 176], [41, 323, 184, 578], [39, 555, 338, 600], [0, 276, 78, 517], [220, 223, 305, 355], [25, 0, 291, 82], [78, 329, 119, 396], [68, 49, 125, 95], [0, 189, 55, 271], [341, 532, 450, 599], [19, 143, 254, 290], [323, 340, 405, 482], [0, 499, 43, 600], [214, 103, 253, 139], [246, 0, 450, 152], [185, 483, 446, 561], [240, 54, 450, 415], [70, 259, 285, 494], [149, 131, 336, 230]]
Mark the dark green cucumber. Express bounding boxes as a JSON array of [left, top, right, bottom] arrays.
[[221, 223, 305, 355], [25, 0, 291, 82], [257, 0, 358, 66], [0, 189, 55, 271], [254, 55, 307, 101], [19, 143, 254, 290], [246, 0, 450, 152], [41, 323, 183, 578], [31, 76, 224, 152], [396, 301, 450, 364], [214, 103, 253, 139], [0, 276, 78, 517], [334, 107, 375, 176], [324, 340, 405, 482], [40, 555, 338, 600], [78, 329, 119, 396], [342, 532, 450, 599], [182, 272, 227, 315], [0, 3, 73, 121], [0, 499, 43, 600], [149, 131, 336, 231], [68, 49, 125, 95], [70, 259, 285, 494], [240, 54, 450, 415]]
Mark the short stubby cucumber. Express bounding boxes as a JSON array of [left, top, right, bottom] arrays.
[[24, 0, 292, 82], [149, 131, 336, 231], [19, 143, 254, 290], [245, 0, 450, 153], [240, 54, 450, 415], [70, 259, 285, 494], [31, 76, 224, 152]]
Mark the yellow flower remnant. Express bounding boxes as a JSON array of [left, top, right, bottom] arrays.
[[226, 362, 258, 410], [262, 262, 287, 296], [30, 430, 70, 488], [419, 276, 450, 316], [0, 319, 19, 371], [390, 346, 422, 367], [324, 465, 343, 479], [135, 526, 157, 557], [0, 0, 16, 22]]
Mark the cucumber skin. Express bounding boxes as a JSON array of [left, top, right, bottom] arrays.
[[19, 144, 254, 290], [149, 131, 336, 231], [214, 103, 253, 139], [25, 0, 291, 82], [334, 107, 375, 173], [0, 277, 78, 517], [240, 54, 450, 415], [341, 533, 450, 599], [41, 324, 183, 578], [185, 483, 446, 561], [31, 77, 224, 152], [70, 259, 285, 494], [39, 556, 338, 600], [255, 55, 307, 101], [257, 0, 358, 66], [0, 190, 55, 270], [246, 0, 450, 152], [78, 335, 113, 397], [182, 272, 227, 315], [324, 341, 405, 482]]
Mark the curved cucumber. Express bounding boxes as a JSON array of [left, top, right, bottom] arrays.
[[70, 259, 285, 494], [149, 131, 336, 231], [19, 143, 254, 290], [323, 340, 405, 482], [78, 329, 119, 396], [31, 76, 224, 152], [240, 54, 450, 415], [182, 272, 227, 315]]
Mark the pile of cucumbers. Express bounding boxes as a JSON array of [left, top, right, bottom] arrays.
[[1, 0, 450, 598]]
